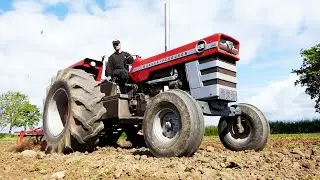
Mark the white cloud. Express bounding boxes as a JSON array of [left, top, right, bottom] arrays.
[[206, 74, 320, 126], [0, 0, 320, 131], [245, 74, 319, 121]]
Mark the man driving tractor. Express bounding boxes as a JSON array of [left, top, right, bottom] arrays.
[[105, 39, 134, 84]]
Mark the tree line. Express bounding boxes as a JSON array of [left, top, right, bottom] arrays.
[[0, 91, 41, 133], [204, 119, 320, 136]]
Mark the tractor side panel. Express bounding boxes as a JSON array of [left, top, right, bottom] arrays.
[[102, 95, 132, 119], [100, 80, 118, 96], [129, 33, 239, 83], [99, 81, 132, 119], [185, 57, 237, 102]]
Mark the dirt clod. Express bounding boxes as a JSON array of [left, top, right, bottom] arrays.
[[312, 148, 319, 156], [292, 162, 301, 169], [51, 171, 66, 180], [114, 168, 123, 179], [21, 150, 37, 157], [206, 146, 215, 152], [134, 155, 141, 160]]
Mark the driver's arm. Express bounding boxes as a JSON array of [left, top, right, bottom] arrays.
[[105, 56, 113, 80], [126, 52, 135, 64]]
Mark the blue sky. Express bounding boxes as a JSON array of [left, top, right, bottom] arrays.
[[0, 0, 320, 132], [0, 0, 12, 12], [44, 2, 68, 19]]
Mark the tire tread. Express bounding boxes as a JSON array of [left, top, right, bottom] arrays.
[[43, 68, 106, 153]]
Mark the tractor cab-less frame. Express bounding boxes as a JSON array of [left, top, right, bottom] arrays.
[[42, 33, 270, 157]]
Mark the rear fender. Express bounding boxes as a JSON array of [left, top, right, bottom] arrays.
[[68, 58, 103, 81]]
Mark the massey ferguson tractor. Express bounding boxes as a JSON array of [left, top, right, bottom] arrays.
[[42, 33, 270, 157]]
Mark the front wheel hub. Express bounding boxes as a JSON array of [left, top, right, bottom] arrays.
[[232, 116, 252, 140], [154, 108, 181, 142]]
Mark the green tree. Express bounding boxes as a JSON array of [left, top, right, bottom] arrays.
[[0, 91, 41, 133], [19, 102, 41, 130], [292, 43, 320, 113]]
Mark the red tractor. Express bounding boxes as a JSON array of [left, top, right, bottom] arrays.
[[42, 33, 270, 157]]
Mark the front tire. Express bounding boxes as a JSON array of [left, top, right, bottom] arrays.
[[43, 69, 106, 154], [218, 103, 270, 151], [143, 89, 204, 157]]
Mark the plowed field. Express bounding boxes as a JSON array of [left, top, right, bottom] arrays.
[[0, 135, 319, 180]]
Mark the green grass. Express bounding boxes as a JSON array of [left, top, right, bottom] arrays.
[[0, 133, 128, 142], [120, 132, 127, 140], [0, 134, 18, 141], [204, 135, 218, 140], [0, 132, 128, 142], [204, 125, 218, 136], [203, 133, 320, 141], [270, 133, 320, 138]]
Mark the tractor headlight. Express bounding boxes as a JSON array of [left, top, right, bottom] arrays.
[[90, 61, 96, 67], [220, 39, 238, 55]]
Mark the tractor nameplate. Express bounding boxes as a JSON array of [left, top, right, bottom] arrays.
[[195, 40, 207, 53]]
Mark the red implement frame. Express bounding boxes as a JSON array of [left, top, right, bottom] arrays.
[[14, 128, 47, 148]]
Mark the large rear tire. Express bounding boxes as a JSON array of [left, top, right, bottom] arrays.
[[142, 89, 204, 157], [43, 69, 106, 154], [218, 103, 270, 151]]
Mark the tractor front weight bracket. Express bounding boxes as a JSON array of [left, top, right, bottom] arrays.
[[197, 100, 241, 117]]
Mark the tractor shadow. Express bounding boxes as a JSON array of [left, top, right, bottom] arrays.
[[115, 134, 155, 157], [131, 148, 154, 157], [117, 141, 155, 157]]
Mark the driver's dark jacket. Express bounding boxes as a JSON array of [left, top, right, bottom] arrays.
[[105, 51, 134, 78]]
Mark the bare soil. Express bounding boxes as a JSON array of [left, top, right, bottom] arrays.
[[0, 137, 320, 180]]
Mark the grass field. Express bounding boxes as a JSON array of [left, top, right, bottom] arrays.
[[203, 133, 320, 140], [270, 133, 320, 138], [0, 134, 17, 141]]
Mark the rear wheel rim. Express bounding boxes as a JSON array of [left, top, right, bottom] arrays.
[[47, 87, 69, 137]]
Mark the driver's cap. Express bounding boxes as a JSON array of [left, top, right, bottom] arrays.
[[112, 39, 120, 44]]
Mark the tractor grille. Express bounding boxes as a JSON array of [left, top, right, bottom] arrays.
[[185, 57, 237, 102]]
